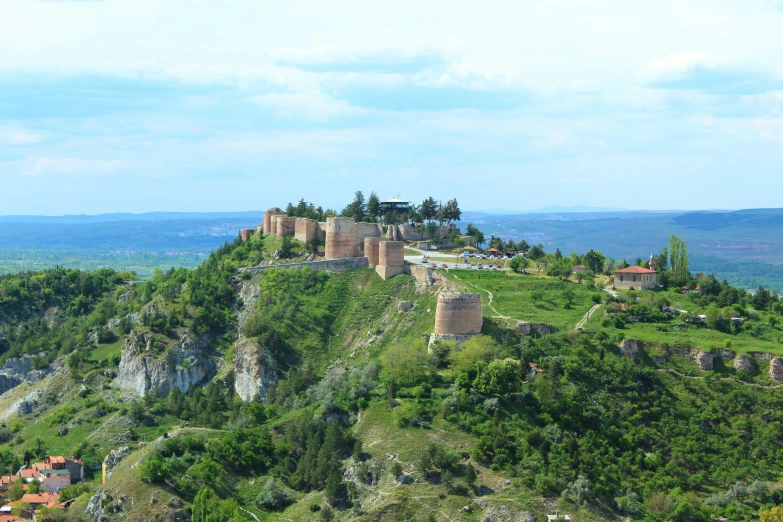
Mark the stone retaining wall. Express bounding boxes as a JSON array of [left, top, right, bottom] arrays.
[[241, 257, 369, 275]]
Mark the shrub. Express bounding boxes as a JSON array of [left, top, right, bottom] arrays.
[[255, 477, 295, 510]]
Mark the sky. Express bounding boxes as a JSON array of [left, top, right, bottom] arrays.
[[1, 0, 783, 215]]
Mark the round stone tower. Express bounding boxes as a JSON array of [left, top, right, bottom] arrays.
[[434, 293, 483, 335], [263, 208, 285, 235], [325, 217, 357, 260], [364, 237, 380, 267], [276, 216, 297, 239]]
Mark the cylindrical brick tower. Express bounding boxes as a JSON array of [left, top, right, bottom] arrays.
[[378, 241, 404, 267], [263, 208, 284, 235], [434, 293, 483, 335], [364, 237, 380, 267], [325, 217, 357, 260], [276, 216, 297, 239]]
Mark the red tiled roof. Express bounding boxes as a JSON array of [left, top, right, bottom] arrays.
[[20, 469, 40, 479], [615, 266, 657, 274], [64, 457, 84, 465], [19, 492, 58, 505], [45, 457, 65, 465], [0, 475, 19, 485], [0, 515, 25, 522]]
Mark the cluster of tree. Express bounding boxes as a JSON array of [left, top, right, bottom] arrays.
[[285, 199, 332, 222], [341, 191, 379, 222]]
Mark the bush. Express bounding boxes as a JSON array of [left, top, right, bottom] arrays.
[[255, 477, 295, 510]]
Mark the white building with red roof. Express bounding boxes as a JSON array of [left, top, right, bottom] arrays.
[[614, 265, 657, 290]]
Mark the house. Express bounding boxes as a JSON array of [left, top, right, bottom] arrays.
[[487, 248, 501, 256], [573, 265, 585, 272], [0, 514, 25, 522], [41, 474, 70, 493], [19, 468, 41, 480], [379, 197, 411, 218], [614, 266, 657, 290], [18, 492, 59, 509], [547, 513, 571, 522], [0, 476, 20, 491], [44, 456, 84, 483]]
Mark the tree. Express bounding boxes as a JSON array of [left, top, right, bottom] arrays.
[[561, 475, 591, 505], [474, 230, 486, 249], [367, 192, 380, 220], [761, 506, 783, 522], [192, 486, 219, 522], [279, 236, 294, 259], [669, 235, 690, 286], [342, 191, 366, 221], [509, 256, 529, 274], [442, 198, 461, 223], [528, 244, 545, 260], [473, 358, 522, 395], [6, 479, 24, 501], [452, 336, 499, 373], [420, 197, 438, 222], [28, 478, 42, 493]]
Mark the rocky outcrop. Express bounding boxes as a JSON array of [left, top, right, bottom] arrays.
[[770, 358, 783, 382], [398, 301, 414, 312], [515, 322, 553, 336], [733, 355, 755, 373], [695, 351, 715, 371], [116, 332, 216, 397], [0, 355, 52, 397], [233, 338, 277, 402], [619, 339, 641, 358]]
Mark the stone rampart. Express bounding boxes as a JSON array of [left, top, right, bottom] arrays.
[[295, 218, 318, 243], [355, 223, 384, 252], [325, 217, 357, 260], [241, 257, 369, 275], [263, 208, 285, 235], [276, 216, 297, 239], [434, 292, 483, 335], [240, 229, 254, 241], [365, 237, 380, 267]]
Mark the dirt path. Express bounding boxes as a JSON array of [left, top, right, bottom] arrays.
[[451, 273, 509, 319], [576, 304, 602, 330]]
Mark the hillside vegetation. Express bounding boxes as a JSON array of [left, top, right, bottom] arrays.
[[1, 231, 783, 521]]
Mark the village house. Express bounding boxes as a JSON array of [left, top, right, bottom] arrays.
[[41, 474, 70, 493], [0, 476, 20, 491], [614, 265, 658, 290], [17, 492, 59, 510], [573, 265, 585, 272], [43, 456, 84, 483]]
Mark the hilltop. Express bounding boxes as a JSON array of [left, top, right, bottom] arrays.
[[0, 224, 783, 521]]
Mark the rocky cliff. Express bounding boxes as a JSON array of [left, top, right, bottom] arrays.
[[233, 280, 278, 401], [233, 338, 278, 401], [116, 332, 216, 397]]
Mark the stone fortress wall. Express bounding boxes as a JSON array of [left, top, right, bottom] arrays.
[[295, 218, 318, 244], [364, 237, 380, 268]]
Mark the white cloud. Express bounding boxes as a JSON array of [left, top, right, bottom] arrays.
[[28, 157, 127, 176], [0, 124, 44, 145], [251, 91, 365, 121], [638, 51, 728, 83]]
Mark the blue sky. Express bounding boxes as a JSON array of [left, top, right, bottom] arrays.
[[1, 0, 783, 215]]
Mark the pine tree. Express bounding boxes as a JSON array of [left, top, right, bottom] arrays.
[[367, 192, 380, 220]]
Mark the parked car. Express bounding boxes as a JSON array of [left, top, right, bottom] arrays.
[[478, 264, 483, 269], [442, 263, 448, 268], [421, 258, 428, 263], [431, 263, 437, 267]]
